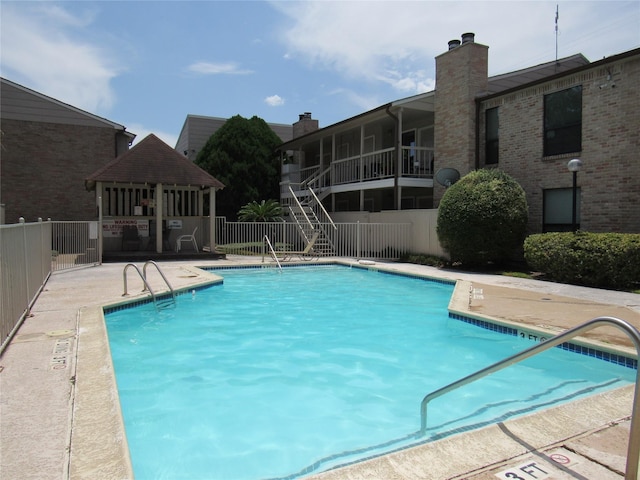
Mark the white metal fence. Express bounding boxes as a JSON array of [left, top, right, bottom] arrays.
[[51, 221, 100, 272], [1, 217, 415, 351], [214, 218, 412, 259], [0, 220, 99, 353], [1, 220, 51, 352]]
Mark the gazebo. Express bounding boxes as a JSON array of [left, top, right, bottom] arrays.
[[85, 134, 225, 256]]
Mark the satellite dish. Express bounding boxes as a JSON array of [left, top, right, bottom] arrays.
[[435, 168, 461, 187]]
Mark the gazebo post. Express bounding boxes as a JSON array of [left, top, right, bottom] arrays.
[[155, 182, 163, 253], [97, 181, 103, 264], [209, 186, 216, 251]]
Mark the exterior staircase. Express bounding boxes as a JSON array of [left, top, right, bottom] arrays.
[[287, 184, 336, 256]]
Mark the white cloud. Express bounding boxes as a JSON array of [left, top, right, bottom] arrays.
[[264, 95, 285, 107], [273, 1, 640, 91], [0, 3, 119, 113], [37, 4, 97, 28], [127, 124, 178, 149], [327, 88, 381, 112], [187, 61, 253, 75]]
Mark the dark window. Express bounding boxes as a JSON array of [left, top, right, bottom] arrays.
[[543, 187, 580, 232], [544, 86, 582, 156], [485, 107, 499, 164]]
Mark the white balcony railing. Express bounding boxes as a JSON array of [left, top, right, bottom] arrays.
[[283, 146, 434, 190], [401, 146, 434, 178]]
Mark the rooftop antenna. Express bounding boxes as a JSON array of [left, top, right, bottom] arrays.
[[555, 4, 559, 63]]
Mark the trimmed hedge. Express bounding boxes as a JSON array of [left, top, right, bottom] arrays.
[[437, 169, 528, 266], [524, 232, 640, 290]]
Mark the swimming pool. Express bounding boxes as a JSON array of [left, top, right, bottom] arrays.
[[105, 265, 635, 479]]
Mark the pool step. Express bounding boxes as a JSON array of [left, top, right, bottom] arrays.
[[156, 297, 176, 310]]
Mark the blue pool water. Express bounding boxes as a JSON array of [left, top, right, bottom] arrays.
[[105, 265, 635, 480]]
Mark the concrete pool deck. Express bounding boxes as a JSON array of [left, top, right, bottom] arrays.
[[0, 256, 639, 479]]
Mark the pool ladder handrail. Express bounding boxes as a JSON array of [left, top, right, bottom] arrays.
[[122, 261, 176, 308], [263, 235, 282, 272], [420, 316, 640, 480]]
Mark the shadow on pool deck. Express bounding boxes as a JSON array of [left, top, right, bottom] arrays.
[[1, 257, 639, 480]]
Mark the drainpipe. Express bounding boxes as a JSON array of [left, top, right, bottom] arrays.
[[475, 98, 481, 170], [385, 105, 400, 209]]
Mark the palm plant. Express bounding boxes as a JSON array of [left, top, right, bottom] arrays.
[[237, 199, 284, 222]]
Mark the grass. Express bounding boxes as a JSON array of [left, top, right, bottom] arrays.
[[498, 271, 533, 279], [401, 254, 535, 281]]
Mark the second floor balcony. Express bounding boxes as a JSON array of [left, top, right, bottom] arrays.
[[282, 145, 434, 196]]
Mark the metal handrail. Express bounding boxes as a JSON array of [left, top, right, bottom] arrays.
[[288, 185, 314, 232], [122, 263, 157, 308], [308, 186, 337, 231], [420, 316, 640, 480], [142, 260, 175, 302], [303, 165, 331, 190], [263, 235, 282, 271]]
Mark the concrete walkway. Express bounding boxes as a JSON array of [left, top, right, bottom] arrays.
[[1, 257, 638, 479]]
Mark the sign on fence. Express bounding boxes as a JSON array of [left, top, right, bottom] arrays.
[[102, 219, 149, 237]]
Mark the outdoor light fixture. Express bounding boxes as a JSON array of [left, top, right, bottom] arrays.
[[567, 158, 583, 232]]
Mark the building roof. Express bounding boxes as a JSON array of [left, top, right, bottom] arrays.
[[0, 77, 135, 142], [277, 49, 629, 149], [175, 114, 294, 160], [85, 134, 225, 190], [485, 54, 590, 94]]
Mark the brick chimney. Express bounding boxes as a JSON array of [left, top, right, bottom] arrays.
[[434, 33, 489, 205], [293, 112, 318, 138]]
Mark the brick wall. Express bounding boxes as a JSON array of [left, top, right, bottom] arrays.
[[1, 120, 118, 222], [434, 39, 488, 205], [293, 113, 319, 139], [478, 54, 640, 233]]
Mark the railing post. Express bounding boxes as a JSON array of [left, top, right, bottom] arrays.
[[356, 221, 361, 260], [19, 217, 31, 317], [38, 218, 45, 283], [98, 195, 103, 265]]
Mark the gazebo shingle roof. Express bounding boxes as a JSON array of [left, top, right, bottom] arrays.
[[85, 133, 224, 190]]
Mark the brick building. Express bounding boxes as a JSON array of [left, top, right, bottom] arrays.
[[439, 36, 640, 233], [280, 34, 639, 234], [0, 77, 135, 223]]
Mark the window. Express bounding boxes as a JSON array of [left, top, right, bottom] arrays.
[[543, 188, 580, 232], [363, 135, 375, 154], [544, 86, 582, 156], [338, 143, 350, 159], [485, 107, 499, 164]]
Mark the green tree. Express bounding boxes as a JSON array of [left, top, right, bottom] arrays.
[[196, 115, 282, 220], [237, 199, 283, 222], [437, 169, 528, 266]]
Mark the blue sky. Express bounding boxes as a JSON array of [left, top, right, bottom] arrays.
[[2, 1, 639, 147]]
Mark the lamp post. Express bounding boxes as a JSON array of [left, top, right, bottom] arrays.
[[567, 158, 582, 232]]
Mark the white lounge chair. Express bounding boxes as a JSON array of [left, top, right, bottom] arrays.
[[175, 227, 198, 252]]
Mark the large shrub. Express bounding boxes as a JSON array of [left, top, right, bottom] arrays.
[[524, 232, 640, 290], [196, 115, 282, 220], [437, 169, 528, 266]]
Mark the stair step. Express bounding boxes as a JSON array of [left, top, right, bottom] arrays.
[[156, 297, 176, 310]]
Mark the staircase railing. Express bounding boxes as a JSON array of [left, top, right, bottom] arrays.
[[288, 185, 314, 234], [420, 316, 640, 480], [304, 166, 331, 192], [287, 185, 336, 255], [308, 185, 337, 231]]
